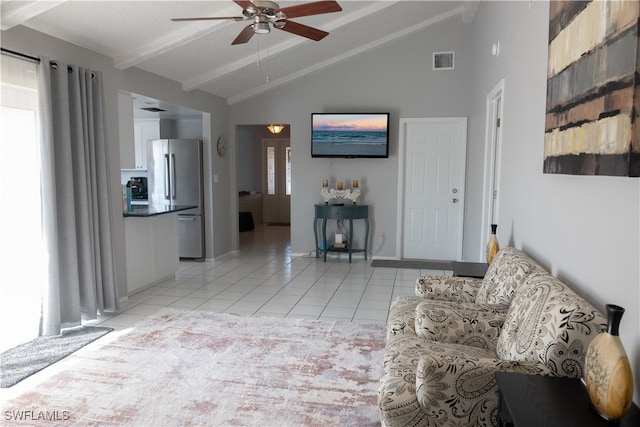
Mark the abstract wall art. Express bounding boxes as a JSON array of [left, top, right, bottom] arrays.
[[544, 0, 640, 176]]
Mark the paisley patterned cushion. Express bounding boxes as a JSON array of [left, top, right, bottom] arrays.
[[386, 296, 420, 339], [415, 276, 482, 302], [415, 247, 543, 307], [496, 270, 607, 378], [378, 336, 494, 427], [475, 246, 544, 304], [415, 354, 555, 427], [415, 301, 507, 352]]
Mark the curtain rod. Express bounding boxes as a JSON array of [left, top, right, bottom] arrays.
[[1, 47, 40, 63]]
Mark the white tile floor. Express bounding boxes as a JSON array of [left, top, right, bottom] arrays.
[[95, 224, 452, 330]]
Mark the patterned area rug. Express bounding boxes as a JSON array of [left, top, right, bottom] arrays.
[[0, 326, 112, 388], [1, 309, 386, 426]]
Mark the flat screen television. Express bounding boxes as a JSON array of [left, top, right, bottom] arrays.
[[311, 113, 390, 158]]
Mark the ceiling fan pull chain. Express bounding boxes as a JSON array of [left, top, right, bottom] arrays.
[[256, 36, 261, 67]]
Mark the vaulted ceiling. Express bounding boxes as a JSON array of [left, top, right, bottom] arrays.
[[2, 1, 479, 105]]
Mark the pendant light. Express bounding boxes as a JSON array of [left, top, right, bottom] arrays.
[[267, 124, 285, 134]]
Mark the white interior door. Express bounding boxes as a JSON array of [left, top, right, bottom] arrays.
[[398, 118, 467, 260], [262, 138, 291, 224]]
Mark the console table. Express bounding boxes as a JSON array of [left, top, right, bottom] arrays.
[[452, 261, 488, 278], [314, 204, 369, 263], [496, 372, 640, 427]]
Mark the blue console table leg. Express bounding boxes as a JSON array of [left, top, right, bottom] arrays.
[[322, 218, 328, 262], [313, 217, 318, 258], [364, 218, 369, 260]]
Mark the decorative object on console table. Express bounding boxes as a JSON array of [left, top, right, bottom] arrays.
[[584, 304, 634, 421], [486, 223, 499, 264], [320, 179, 361, 204]]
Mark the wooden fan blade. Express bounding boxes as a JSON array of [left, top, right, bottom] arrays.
[[276, 20, 329, 41], [171, 16, 245, 22], [278, 1, 342, 19], [232, 25, 256, 45]]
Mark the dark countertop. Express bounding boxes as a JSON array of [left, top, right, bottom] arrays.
[[123, 204, 196, 218]]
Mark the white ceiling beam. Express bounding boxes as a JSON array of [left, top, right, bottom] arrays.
[[462, 1, 480, 23], [182, 1, 401, 92], [227, 5, 465, 105], [1, 0, 69, 31], [113, 5, 240, 70]]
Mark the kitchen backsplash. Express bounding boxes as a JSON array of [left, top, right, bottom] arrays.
[[121, 169, 147, 186]]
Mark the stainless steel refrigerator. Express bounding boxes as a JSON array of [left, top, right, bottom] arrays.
[[147, 139, 204, 259]]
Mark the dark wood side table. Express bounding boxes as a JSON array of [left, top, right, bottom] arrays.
[[452, 261, 488, 278], [496, 372, 640, 427], [313, 204, 369, 263]]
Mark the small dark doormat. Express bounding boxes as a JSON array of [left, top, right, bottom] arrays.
[[0, 326, 112, 388], [370, 259, 454, 270]]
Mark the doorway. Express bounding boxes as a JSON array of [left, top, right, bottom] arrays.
[[480, 80, 505, 256], [396, 117, 467, 260], [262, 138, 291, 224]]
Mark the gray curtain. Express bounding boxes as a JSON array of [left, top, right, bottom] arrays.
[[38, 58, 118, 336]]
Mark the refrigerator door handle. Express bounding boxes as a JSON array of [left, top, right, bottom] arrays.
[[178, 216, 196, 221], [171, 153, 177, 200], [164, 154, 170, 200]]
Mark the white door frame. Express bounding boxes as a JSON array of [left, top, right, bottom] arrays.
[[396, 117, 467, 260], [479, 79, 505, 257]]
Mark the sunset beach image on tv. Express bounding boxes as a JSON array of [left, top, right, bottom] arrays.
[[311, 113, 389, 158]]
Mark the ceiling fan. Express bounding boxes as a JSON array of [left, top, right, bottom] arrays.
[[171, 0, 342, 45]]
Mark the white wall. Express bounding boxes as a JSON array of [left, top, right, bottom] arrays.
[[468, 1, 640, 402], [1, 26, 231, 300], [174, 118, 204, 139], [230, 16, 473, 256], [237, 126, 256, 192]]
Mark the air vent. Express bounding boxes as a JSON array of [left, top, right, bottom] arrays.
[[140, 107, 166, 112], [433, 51, 454, 70]]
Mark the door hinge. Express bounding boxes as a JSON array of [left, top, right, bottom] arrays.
[[493, 190, 498, 200], [496, 118, 501, 127]]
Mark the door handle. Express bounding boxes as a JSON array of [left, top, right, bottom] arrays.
[[164, 154, 170, 200], [171, 153, 176, 199]]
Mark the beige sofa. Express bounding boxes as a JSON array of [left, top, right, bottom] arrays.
[[378, 247, 607, 427]]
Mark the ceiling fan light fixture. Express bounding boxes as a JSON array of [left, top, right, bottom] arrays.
[[267, 124, 285, 134], [253, 21, 270, 34]]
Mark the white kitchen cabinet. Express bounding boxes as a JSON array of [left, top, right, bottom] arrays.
[[132, 119, 159, 170], [129, 119, 176, 170], [124, 213, 179, 294]]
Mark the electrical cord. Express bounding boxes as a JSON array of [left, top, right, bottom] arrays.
[[371, 231, 385, 256]]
